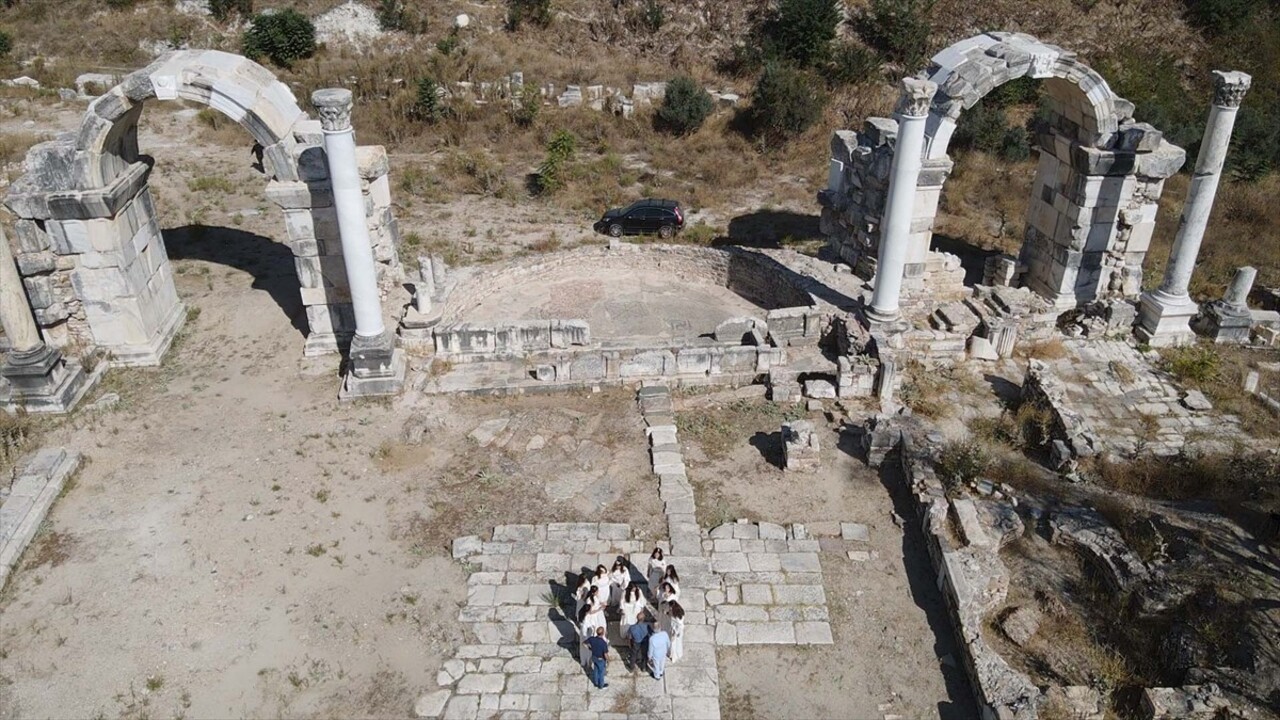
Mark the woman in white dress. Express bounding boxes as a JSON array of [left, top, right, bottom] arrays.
[[667, 601, 685, 663], [609, 559, 630, 608], [588, 563, 609, 597], [646, 547, 666, 601], [662, 565, 680, 597], [573, 574, 591, 617], [577, 604, 595, 670], [585, 586, 607, 637], [656, 581, 678, 629], [619, 584, 644, 640]]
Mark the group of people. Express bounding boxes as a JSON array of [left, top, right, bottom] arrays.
[[575, 547, 686, 689]]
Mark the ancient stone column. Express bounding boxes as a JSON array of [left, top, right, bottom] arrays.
[[1223, 266, 1257, 310], [0, 225, 94, 413], [867, 77, 937, 325], [313, 89, 405, 398], [1138, 70, 1251, 347]]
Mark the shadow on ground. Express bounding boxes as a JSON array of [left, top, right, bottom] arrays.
[[720, 211, 823, 248], [162, 224, 308, 337], [931, 233, 1001, 286]]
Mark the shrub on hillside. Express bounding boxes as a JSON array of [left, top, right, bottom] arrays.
[[657, 76, 714, 135], [1183, 0, 1268, 35], [377, 0, 428, 34], [510, 85, 541, 127], [626, 0, 664, 34], [853, 0, 934, 68], [534, 130, 575, 195], [242, 10, 316, 69], [209, 0, 252, 22], [507, 0, 552, 31], [741, 62, 828, 144], [0, 30, 11, 56], [413, 77, 446, 123], [760, 0, 842, 69], [827, 43, 881, 86]]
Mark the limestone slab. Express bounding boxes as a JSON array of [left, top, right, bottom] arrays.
[[735, 621, 797, 645]]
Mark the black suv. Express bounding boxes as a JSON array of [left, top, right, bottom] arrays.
[[593, 199, 684, 239]]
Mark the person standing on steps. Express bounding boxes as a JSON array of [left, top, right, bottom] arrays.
[[619, 584, 645, 642], [577, 604, 595, 672], [609, 558, 630, 609], [667, 601, 685, 663], [648, 621, 671, 680], [647, 547, 666, 601], [587, 626, 611, 689], [627, 609, 654, 673]]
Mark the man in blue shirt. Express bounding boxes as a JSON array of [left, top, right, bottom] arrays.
[[648, 623, 671, 680], [586, 626, 611, 689], [627, 612, 654, 673]]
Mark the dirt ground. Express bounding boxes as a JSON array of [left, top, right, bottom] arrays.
[[0, 93, 974, 720], [675, 394, 977, 719]]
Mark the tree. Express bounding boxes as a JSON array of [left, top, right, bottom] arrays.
[[853, 0, 934, 68], [534, 130, 575, 195], [209, 0, 252, 22], [507, 0, 552, 30], [657, 76, 714, 135], [413, 77, 446, 123], [743, 62, 828, 144], [242, 9, 316, 69], [761, 0, 841, 69]]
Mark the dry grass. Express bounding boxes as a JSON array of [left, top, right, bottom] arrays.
[[676, 398, 803, 461], [1159, 343, 1280, 439]]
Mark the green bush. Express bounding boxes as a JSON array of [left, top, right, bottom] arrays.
[[534, 130, 575, 195], [628, 0, 664, 34], [507, 0, 551, 30], [853, 0, 934, 68], [510, 85, 541, 127], [827, 43, 881, 86], [657, 75, 714, 135], [1097, 48, 1203, 154], [436, 33, 459, 56], [1183, 0, 1267, 35], [413, 77, 446, 123], [0, 30, 11, 57], [209, 0, 252, 22], [377, 0, 427, 34], [242, 10, 316, 69], [105, 0, 137, 8], [1159, 344, 1221, 384], [742, 62, 828, 144], [760, 0, 841, 69], [937, 440, 990, 493]]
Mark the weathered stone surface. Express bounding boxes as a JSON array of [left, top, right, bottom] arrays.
[[414, 690, 452, 718], [1140, 684, 1230, 719], [998, 605, 1042, 647], [782, 420, 820, 472], [735, 621, 797, 644]]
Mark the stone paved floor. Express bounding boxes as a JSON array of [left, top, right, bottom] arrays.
[[1044, 339, 1240, 456]]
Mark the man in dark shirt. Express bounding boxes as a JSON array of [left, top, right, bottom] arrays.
[[586, 626, 610, 689], [627, 612, 654, 673]]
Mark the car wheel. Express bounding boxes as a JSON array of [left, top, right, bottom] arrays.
[[658, 225, 675, 239], [609, 224, 624, 238]]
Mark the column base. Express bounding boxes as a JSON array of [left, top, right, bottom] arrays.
[[339, 348, 407, 401], [398, 305, 442, 352], [2, 345, 102, 414], [1191, 301, 1253, 344], [1136, 291, 1199, 347]]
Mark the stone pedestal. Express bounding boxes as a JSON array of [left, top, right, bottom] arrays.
[[782, 420, 820, 472], [1, 226, 97, 414], [314, 88, 404, 399], [1193, 266, 1257, 344], [1139, 70, 1251, 347]]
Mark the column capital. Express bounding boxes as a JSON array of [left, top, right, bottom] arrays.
[[895, 77, 938, 118], [312, 88, 354, 132], [1211, 70, 1251, 108]]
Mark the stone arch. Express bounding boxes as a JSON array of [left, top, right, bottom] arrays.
[[821, 32, 1188, 310], [4, 50, 401, 366]]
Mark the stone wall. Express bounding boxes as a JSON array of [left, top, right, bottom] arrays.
[[442, 244, 817, 324], [4, 50, 402, 364], [433, 319, 590, 357], [819, 32, 1185, 311]]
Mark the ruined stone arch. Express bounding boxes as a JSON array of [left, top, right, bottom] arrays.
[[5, 50, 401, 366], [821, 32, 1188, 310]]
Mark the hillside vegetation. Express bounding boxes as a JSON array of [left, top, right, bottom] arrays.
[[0, 0, 1276, 295]]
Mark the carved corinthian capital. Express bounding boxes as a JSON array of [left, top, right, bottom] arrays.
[[312, 88, 354, 132], [896, 77, 938, 118], [1211, 70, 1251, 109]]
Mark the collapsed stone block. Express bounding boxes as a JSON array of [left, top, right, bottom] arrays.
[[781, 420, 820, 472], [1139, 684, 1229, 719]]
